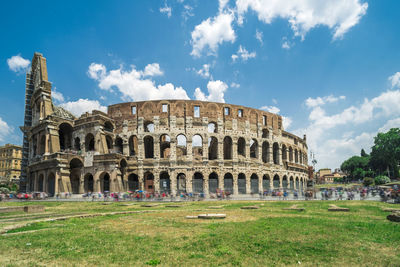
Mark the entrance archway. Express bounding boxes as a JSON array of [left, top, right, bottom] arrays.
[[208, 172, 218, 194], [144, 172, 155, 194], [159, 172, 170, 193], [193, 172, 204, 193]]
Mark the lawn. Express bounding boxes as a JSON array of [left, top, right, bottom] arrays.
[[0, 200, 399, 266]]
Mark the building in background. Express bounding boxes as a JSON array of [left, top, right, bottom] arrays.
[[316, 168, 344, 184], [0, 144, 22, 183]]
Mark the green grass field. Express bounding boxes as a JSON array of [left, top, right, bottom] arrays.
[[0, 200, 399, 266]]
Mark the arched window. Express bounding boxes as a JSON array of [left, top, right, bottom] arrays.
[[273, 143, 279, 165], [177, 134, 187, 156], [115, 137, 123, 154], [160, 134, 171, 159], [208, 172, 218, 194], [192, 134, 203, 159], [59, 123, 73, 151], [273, 174, 280, 189], [144, 136, 154, 158], [208, 137, 218, 160], [128, 173, 139, 191], [295, 149, 298, 163], [85, 133, 95, 152], [262, 174, 270, 191], [262, 141, 269, 163], [223, 136, 233, 160], [208, 122, 217, 133], [104, 121, 114, 132], [224, 173, 233, 194], [128, 135, 138, 156], [144, 121, 154, 132], [177, 173, 186, 193], [250, 173, 259, 194], [106, 136, 113, 152], [237, 137, 246, 157], [282, 145, 287, 161], [238, 173, 246, 194], [250, 139, 258, 158], [74, 137, 81, 151], [262, 129, 269, 138], [192, 172, 204, 193], [289, 147, 293, 162]]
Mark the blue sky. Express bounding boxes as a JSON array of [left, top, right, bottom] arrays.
[[1, 0, 400, 170]]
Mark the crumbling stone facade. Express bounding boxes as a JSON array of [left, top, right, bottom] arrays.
[[22, 53, 309, 196]]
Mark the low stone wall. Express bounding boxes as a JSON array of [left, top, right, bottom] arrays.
[[0, 206, 45, 213]]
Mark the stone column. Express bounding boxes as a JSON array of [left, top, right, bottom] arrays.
[[258, 173, 263, 193], [154, 171, 160, 193], [269, 144, 274, 164], [187, 138, 193, 162], [218, 173, 224, 191], [204, 174, 209, 197], [79, 172, 84, 194], [246, 174, 251, 194], [154, 136, 160, 160], [94, 172, 101, 192], [138, 168, 144, 191], [170, 170, 177, 196], [233, 172, 238, 195]]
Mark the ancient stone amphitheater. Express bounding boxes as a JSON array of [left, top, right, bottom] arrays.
[[23, 53, 309, 197]]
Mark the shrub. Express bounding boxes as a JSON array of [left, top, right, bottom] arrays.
[[363, 177, 374, 186], [374, 175, 390, 185]]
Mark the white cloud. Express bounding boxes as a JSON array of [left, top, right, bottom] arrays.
[[236, 0, 368, 40], [282, 37, 292, 50], [160, 4, 172, 18], [52, 88, 65, 102], [182, 5, 194, 21], [232, 45, 256, 62], [255, 29, 263, 45], [389, 72, 400, 88], [0, 116, 12, 143], [260, 105, 280, 114], [60, 99, 107, 117], [219, 0, 230, 12], [191, 12, 236, 57], [194, 80, 228, 103], [196, 64, 211, 79], [230, 82, 240, 88], [88, 63, 189, 101], [143, 63, 163, 77], [305, 95, 345, 108], [7, 55, 30, 72], [282, 116, 292, 130]]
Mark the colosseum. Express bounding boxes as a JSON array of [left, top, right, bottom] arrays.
[[21, 53, 309, 197]]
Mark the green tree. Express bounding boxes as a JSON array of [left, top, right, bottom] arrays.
[[374, 175, 390, 185], [369, 128, 400, 178], [361, 149, 368, 157], [363, 177, 374, 186], [340, 155, 370, 179]]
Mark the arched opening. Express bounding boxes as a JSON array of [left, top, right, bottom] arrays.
[[85, 133, 95, 152], [115, 137, 123, 154], [160, 134, 171, 158], [193, 172, 204, 193], [282, 175, 288, 190], [250, 139, 258, 158], [273, 143, 280, 165], [177, 173, 186, 193], [250, 173, 259, 194], [128, 173, 139, 191], [104, 121, 114, 132], [69, 158, 83, 194], [144, 172, 154, 194], [208, 122, 217, 133], [262, 129, 269, 138], [295, 177, 299, 190], [299, 152, 303, 164], [237, 137, 246, 157], [106, 136, 113, 152], [39, 135, 46, 155], [289, 147, 293, 162], [84, 173, 94, 193], [295, 149, 298, 163], [144, 136, 154, 158], [262, 141, 269, 163], [144, 121, 154, 132], [100, 172, 110, 192], [74, 137, 81, 151], [289, 176, 294, 190], [59, 123, 73, 151], [262, 174, 270, 191], [238, 173, 246, 194], [273, 174, 280, 189], [282, 145, 287, 161], [47, 173, 55, 196], [208, 172, 218, 194], [160, 172, 170, 193], [223, 136, 233, 160], [176, 134, 187, 157], [38, 174, 44, 192], [192, 134, 203, 160], [128, 135, 138, 156], [208, 137, 218, 160], [224, 173, 233, 194]]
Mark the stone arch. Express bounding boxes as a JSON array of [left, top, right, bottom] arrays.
[[104, 121, 114, 132], [289, 147, 293, 162], [69, 158, 83, 194], [224, 173, 233, 194], [84, 173, 94, 193], [237, 137, 246, 157], [262, 174, 270, 191], [160, 172, 170, 193], [144, 171, 155, 194], [193, 172, 204, 193], [47, 172, 56, 196], [100, 172, 111, 193], [177, 173, 186, 193], [144, 135, 154, 158], [85, 133, 95, 152], [105, 135, 113, 151], [282, 144, 287, 161], [115, 136, 123, 154], [273, 174, 280, 189], [192, 134, 203, 159], [128, 173, 139, 191], [74, 137, 81, 151], [176, 134, 187, 156], [208, 136, 218, 160], [273, 142, 280, 165], [144, 121, 154, 133], [289, 176, 294, 190], [282, 175, 288, 190], [208, 172, 218, 194], [295, 176, 300, 190], [160, 134, 171, 158], [223, 136, 233, 160], [128, 135, 138, 156], [59, 123, 73, 151], [250, 139, 258, 158], [238, 173, 246, 194], [262, 141, 269, 163], [208, 122, 218, 133], [38, 173, 44, 192], [250, 173, 259, 194], [262, 128, 269, 138], [295, 149, 299, 163]]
